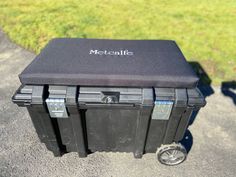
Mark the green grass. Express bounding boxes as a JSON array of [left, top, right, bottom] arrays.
[[0, 0, 235, 85]]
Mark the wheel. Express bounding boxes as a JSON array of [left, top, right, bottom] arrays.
[[157, 143, 187, 166]]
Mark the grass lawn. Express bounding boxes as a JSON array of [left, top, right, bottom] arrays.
[[0, 0, 235, 85]]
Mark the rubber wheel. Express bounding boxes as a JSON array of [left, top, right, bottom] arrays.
[[157, 143, 187, 166]]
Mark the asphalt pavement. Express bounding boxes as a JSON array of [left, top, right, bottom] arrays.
[[0, 29, 236, 177]]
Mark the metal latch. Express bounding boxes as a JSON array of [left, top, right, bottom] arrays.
[[46, 98, 68, 118], [152, 100, 174, 120]]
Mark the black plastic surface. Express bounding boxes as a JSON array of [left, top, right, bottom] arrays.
[[12, 85, 206, 158]]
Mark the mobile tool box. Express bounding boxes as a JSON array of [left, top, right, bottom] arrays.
[[12, 39, 206, 165]]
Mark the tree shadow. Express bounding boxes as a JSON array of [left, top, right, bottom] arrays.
[[221, 81, 236, 105]]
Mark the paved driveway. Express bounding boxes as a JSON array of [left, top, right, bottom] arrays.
[[0, 30, 236, 177]]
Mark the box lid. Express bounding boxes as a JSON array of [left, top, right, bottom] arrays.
[[19, 39, 199, 88]]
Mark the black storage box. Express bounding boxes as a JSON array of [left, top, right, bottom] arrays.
[[12, 39, 206, 165]]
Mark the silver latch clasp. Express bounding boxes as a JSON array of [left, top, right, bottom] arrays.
[[46, 98, 68, 118]]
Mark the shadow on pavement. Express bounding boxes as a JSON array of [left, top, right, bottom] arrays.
[[189, 61, 214, 97], [180, 130, 193, 153], [221, 81, 236, 105], [188, 61, 214, 126], [179, 62, 212, 153]]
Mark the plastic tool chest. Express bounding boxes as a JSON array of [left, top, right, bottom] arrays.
[[12, 39, 206, 165]]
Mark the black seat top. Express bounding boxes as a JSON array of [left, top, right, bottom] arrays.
[[19, 38, 199, 88]]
